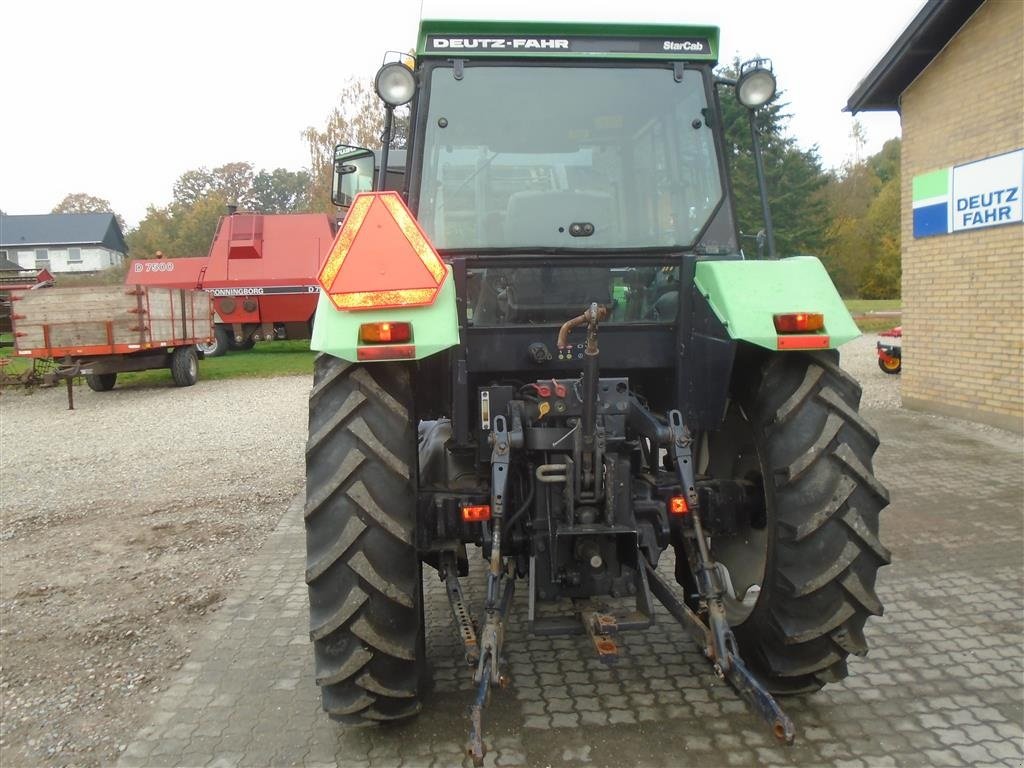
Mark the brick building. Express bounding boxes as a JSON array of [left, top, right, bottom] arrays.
[[847, 0, 1023, 432]]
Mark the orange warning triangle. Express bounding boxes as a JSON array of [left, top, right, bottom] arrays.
[[318, 192, 447, 311]]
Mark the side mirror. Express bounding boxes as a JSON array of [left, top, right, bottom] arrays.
[[332, 145, 375, 207]]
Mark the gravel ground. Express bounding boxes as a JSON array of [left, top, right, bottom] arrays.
[[0, 340, 899, 766], [837, 333, 902, 409], [0, 375, 310, 767]]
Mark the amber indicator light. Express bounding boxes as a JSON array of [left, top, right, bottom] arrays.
[[668, 496, 689, 516], [773, 312, 824, 334], [359, 321, 412, 344], [461, 504, 491, 523]]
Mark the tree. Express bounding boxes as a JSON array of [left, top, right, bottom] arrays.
[[858, 161, 901, 298], [303, 78, 409, 213], [252, 168, 311, 213], [819, 138, 901, 298], [127, 160, 313, 259], [127, 193, 228, 260], [52, 192, 126, 232], [716, 62, 829, 259], [172, 162, 257, 209]]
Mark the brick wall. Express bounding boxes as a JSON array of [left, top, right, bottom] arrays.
[[900, 0, 1023, 432]]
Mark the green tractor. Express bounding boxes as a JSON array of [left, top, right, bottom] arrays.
[[304, 19, 889, 761]]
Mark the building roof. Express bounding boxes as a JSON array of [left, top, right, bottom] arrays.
[[0, 213, 128, 253], [0, 255, 25, 271], [845, 0, 985, 113]]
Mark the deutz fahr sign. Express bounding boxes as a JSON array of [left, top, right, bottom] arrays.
[[912, 148, 1023, 238]]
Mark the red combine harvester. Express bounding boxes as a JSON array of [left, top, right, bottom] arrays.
[[127, 211, 335, 355]]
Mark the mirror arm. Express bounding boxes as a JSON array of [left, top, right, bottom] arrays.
[[747, 108, 776, 260]]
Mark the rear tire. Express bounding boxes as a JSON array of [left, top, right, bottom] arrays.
[[198, 325, 230, 358], [228, 335, 255, 352], [85, 372, 117, 392], [700, 351, 890, 694], [170, 346, 199, 387], [304, 355, 424, 723]]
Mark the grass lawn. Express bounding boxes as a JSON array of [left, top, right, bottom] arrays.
[[117, 340, 316, 388], [842, 299, 901, 333], [1, 339, 315, 390], [844, 299, 902, 313], [854, 317, 900, 333]]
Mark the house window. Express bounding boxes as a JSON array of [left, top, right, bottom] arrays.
[[35, 249, 49, 269], [68, 247, 82, 263]]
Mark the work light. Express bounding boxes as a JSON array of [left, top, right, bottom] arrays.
[[736, 59, 777, 109], [375, 62, 416, 106]]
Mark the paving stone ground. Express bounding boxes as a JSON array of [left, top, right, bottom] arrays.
[[118, 408, 1024, 768]]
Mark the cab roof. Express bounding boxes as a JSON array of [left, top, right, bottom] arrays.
[[416, 19, 719, 63]]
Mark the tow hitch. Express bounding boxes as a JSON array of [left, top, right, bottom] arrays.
[[450, 310, 794, 765]]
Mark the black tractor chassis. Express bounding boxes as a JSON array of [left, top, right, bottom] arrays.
[[414, 306, 795, 764]]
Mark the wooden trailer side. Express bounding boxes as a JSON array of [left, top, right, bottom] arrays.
[[13, 286, 213, 356]]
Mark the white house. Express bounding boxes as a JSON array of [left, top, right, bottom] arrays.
[[0, 213, 128, 274]]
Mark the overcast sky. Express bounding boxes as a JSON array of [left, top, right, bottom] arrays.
[[1, 0, 924, 228]]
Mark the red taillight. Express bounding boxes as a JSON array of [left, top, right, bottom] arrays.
[[356, 344, 416, 361], [773, 312, 824, 334], [668, 496, 689, 516], [359, 321, 412, 344], [461, 504, 491, 522]]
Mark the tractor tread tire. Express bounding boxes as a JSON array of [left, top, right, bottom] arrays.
[[304, 355, 423, 724], [732, 351, 890, 694]]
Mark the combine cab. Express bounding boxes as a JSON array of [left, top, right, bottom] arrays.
[[303, 20, 889, 761]]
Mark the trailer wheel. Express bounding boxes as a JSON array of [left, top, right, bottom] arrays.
[[698, 351, 890, 694], [877, 356, 901, 374], [197, 325, 230, 358], [170, 346, 199, 387], [304, 355, 424, 723], [85, 373, 117, 392]]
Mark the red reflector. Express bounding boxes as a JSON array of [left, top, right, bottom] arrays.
[[461, 504, 491, 522], [356, 344, 416, 361], [773, 312, 824, 334], [318, 192, 448, 311], [668, 496, 689, 516], [359, 321, 411, 343], [777, 335, 830, 350]]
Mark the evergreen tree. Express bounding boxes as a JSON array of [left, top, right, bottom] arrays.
[[716, 61, 829, 258]]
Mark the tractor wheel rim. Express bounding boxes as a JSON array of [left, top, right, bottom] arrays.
[[705, 405, 769, 626]]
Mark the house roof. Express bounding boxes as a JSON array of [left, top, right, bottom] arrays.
[[845, 0, 985, 113], [0, 213, 128, 254], [0, 255, 25, 271]]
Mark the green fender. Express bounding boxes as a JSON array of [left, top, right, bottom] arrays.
[[693, 256, 859, 350], [311, 264, 460, 362]]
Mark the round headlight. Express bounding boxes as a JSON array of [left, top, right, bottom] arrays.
[[374, 62, 416, 107], [736, 68, 777, 109]]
